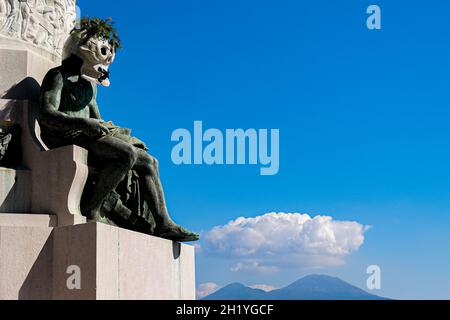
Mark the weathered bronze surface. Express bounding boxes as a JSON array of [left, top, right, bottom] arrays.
[[38, 19, 199, 242]]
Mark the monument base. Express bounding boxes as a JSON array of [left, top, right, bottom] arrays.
[[0, 216, 196, 300]]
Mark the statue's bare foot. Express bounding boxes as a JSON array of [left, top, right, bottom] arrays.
[[154, 223, 200, 242]]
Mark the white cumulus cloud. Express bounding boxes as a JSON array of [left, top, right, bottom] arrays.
[[250, 284, 276, 292], [202, 212, 369, 272], [230, 261, 279, 273], [197, 282, 221, 299]]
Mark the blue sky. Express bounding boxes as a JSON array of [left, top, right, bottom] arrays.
[[78, 0, 450, 299]]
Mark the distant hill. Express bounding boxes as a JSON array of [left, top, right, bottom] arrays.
[[202, 283, 267, 300], [203, 275, 388, 300]]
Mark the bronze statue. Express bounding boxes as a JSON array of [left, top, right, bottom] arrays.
[[38, 17, 199, 242], [0, 128, 12, 162]]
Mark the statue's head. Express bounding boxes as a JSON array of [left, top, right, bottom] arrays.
[[64, 17, 122, 87]]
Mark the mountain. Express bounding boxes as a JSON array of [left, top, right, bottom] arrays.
[[202, 275, 388, 300], [202, 283, 267, 300]]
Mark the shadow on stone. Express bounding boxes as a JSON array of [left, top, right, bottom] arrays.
[[18, 231, 54, 300], [0, 169, 31, 213], [3, 77, 41, 103], [172, 241, 181, 260]]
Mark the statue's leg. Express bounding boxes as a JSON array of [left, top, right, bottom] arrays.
[[133, 150, 171, 225], [133, 149, 199, 242], [20, 3, 29, 39], [83, 135, 138, 220], [6, 0, 19, 35]]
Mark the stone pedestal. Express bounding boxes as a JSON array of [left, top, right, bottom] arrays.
[[0, 219, 196, 300], [0, 3, 89, 227]]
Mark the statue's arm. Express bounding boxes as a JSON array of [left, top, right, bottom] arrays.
[[89, 84, 102, 120]]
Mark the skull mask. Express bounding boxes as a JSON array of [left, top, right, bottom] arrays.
[[76, 36, 116, 87]]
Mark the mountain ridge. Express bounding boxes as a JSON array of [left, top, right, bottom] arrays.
[[202, 274, 388, 300]]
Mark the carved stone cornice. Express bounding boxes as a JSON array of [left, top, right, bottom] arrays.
[[0, 0, 76, 58]]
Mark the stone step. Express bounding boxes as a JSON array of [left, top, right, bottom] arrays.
[[0, 222, 195, 300], [0, 213, 56, 227]]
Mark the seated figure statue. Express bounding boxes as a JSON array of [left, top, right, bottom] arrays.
[[38, 17, 199, 242]]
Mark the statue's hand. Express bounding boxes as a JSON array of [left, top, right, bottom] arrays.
[[82, 118, 110, 138]]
